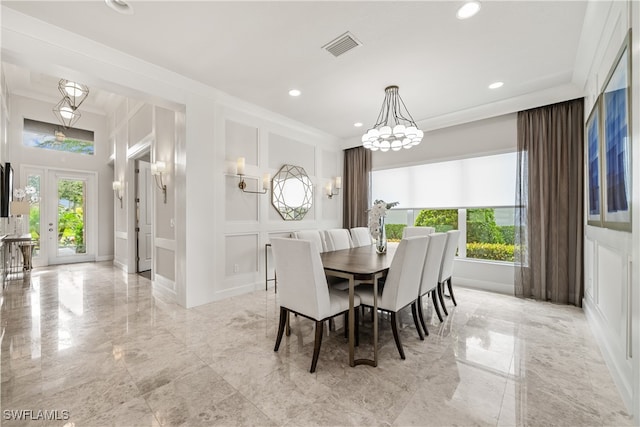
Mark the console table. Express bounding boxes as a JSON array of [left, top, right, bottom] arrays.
[[4, 234, 34, 275]]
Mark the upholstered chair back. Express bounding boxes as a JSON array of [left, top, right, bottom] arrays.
[[419, 233, 448, 297], [294, 230, 327, 253], [378, 236, 429, 312], [402, 226, 436, 238], [270, 238, 332, 320], [439, 230, 461, 282], [324, 229, 354, 251], [350, 227, 373, 247]]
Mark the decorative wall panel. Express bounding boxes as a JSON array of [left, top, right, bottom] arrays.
[[321, 148, 338, 179], [226, 120, 258, 168], [585, 238, 595, 300], [225, 175, 259, 222], [268, 132, 315, 174], [156, 247, 175, 281], [598, 244, 624, 331], [225, 234, 258, 276]]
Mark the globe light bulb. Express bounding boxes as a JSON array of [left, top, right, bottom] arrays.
[[65, 82, 83, 97], [378, 126, 392, 139], [60, 106, 74, 119], [392, 124, 406, 138]]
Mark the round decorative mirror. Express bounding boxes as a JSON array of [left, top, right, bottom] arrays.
[[271, 164, 313, 220]]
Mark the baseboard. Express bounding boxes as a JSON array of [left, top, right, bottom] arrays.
[[152, 273, 177, 303], [113, 258, 128, 273], [214, 281, 263, 300], [455, 277, 514, 295], [96, 255, 113, 262], [583, 296, 633, 412]]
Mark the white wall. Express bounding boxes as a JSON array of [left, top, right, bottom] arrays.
[[577, 0, 638, 419]]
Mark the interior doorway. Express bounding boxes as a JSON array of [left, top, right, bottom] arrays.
[[135, 155, 153, 277]]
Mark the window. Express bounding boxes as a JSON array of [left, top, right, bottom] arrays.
[[372, 152, 517, 263], [23, 119, 94, 155]]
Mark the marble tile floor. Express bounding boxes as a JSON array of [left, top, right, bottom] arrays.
[[0, 262, 634, 427]]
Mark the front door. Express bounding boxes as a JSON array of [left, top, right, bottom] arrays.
[[46, 169, 96, 265]]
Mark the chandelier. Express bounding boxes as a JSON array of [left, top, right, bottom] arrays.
[[52, 79, 89, 128], [361, 85, 423, 152]]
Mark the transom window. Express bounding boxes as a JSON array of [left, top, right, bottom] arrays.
[[23, 118, 94, 155]]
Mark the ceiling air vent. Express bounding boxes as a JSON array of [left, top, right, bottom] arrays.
[[322, 32, 361, 57]]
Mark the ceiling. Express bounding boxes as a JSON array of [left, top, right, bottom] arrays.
[[2, 1, 588, 140]]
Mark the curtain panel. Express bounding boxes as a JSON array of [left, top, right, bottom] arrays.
[[343, 147, 371, 229], [515, 98, 584, 306]]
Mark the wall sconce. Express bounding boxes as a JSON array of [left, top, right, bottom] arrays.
[[236, 157, 270, 194], [112, 180, 124, 208], [151, 161, 167, 203], [326, 176, 342, 199]]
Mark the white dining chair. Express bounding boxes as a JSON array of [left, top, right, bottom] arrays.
[[438, 230, 461, 315], [355, 236, 429, 359], [323, 229, 361, 295], [350, 227, 373, 247], [402, 226, 436, 238], [271, 237, 360, 373], [294, 230, 327, 253], [416, 233, 448, 334], [324, 229, 354, 251]]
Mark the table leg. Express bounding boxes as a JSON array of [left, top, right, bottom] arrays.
[[373, 274, 378, 367], [265, 244, 268, 291], [348, 275, 355, 367]]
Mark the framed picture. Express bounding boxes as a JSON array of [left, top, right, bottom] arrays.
[[586, 96, 602, 226], [601, 31, 631, 231]]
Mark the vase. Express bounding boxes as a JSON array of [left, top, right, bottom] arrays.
[[375, 216, 387, 254]]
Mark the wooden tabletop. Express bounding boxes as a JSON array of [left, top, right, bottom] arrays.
[[320, 242, 397, 278]]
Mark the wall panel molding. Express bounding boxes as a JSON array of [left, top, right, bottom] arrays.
[[155, 237, 176, 251]]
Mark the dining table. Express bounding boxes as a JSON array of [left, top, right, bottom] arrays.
[[320, 242, 397, 367]]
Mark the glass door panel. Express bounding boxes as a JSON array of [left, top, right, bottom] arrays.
[[26, 174, 41, 257], [56, 178, 86, 256], [47, 170, 95, 265]]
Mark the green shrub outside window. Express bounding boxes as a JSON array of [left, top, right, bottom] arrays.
[[384, 207, 515, 262]]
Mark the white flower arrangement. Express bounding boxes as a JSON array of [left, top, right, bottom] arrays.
[[368, 199, 398, 239], [14, 186, 38, 203]]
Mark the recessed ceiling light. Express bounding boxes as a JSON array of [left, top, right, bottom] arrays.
[[105, 0, 134, 15], [488, 81, 504, 89], [354, 122, 363, 128], [288, 89, 301, 97], [456, 1, 481, 19]]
